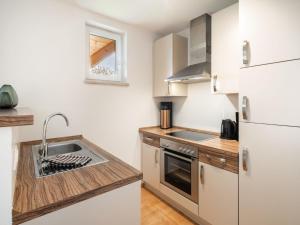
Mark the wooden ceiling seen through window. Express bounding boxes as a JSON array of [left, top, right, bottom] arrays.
[[89, 35, 116, 66]]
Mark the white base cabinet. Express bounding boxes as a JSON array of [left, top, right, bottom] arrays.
[[141, 143, 160, 190], [198, 162, 238, 225], [0, 127, 13, 225], [23, 181, 141, 225], [239, 122, 300, 225]]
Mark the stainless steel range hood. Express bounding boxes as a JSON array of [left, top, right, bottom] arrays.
[[167, 14, 211, 83]]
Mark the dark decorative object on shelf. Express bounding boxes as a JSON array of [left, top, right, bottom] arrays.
[[0, 84, 18, 109]]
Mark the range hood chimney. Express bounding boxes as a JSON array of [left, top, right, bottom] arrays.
[[167, 14, 211, 83]]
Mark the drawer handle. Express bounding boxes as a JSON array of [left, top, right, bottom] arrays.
[[220, 158, 226, 167], [206, 154, 211, 160], [242, 40, 249, 65], [200, 165, 204, 185], [144, 137, 154, 142]]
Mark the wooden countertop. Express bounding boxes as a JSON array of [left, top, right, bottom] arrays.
[[13, 135, 142, 225], [0, 107, 33, 127], [139, 126, 239, 157]]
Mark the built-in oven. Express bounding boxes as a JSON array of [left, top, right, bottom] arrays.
[[160, 138, 198, 203]]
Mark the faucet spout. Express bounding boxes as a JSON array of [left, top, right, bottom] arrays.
[[41, 112, 69, 159]]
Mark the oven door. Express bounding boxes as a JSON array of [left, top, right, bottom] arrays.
[[160, 148, 198, 203]]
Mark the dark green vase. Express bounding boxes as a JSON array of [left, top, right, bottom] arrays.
[[0, 85, 18, 109]]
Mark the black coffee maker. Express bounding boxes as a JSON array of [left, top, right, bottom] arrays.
[[220, 112, 239, 140]]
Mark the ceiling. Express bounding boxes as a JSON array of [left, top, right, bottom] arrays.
[[70, 0, 238, 34]]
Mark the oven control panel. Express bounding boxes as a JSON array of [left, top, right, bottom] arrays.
[[160, 138, 198, 158]]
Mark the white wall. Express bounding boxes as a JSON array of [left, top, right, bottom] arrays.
[[0, 0, 158, 169]]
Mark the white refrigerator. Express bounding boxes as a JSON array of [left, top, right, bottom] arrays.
[[239, 59, 300, 225]]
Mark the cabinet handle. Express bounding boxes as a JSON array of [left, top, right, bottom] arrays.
[[200, 165, 204, 184], [206, 154, 211, 160], [155, 149, 158, 164], [243, 40, 249, 65], [242, 96, 248, 120], [242, 148, 249, 172], [213, 75, 218, 92], [167, 82, 170, 96]]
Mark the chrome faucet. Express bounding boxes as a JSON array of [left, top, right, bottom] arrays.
[[41, 113, 69, 159]]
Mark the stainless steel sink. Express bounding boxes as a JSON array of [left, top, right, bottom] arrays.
[[32, 140, 108, 178], [47, 143, 82, 156]]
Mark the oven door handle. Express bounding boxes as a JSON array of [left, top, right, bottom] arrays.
[[163, 150, 193, 162]]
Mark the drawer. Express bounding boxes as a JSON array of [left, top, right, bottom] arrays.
[[142, 134, 160, 148], [199, 150, 238, 174]]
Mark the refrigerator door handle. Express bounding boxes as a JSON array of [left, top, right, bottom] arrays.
[[242, 148, 249, 172], [242, 96, 248, 120], [242, 40, 249, 65]]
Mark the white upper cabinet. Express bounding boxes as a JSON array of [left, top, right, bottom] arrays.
[[211, 3, 239, 94], [240, 0, 300, 67], [153, 34, 188, 97], [198, 162, 238, 225], [239, 60, 300, 126]]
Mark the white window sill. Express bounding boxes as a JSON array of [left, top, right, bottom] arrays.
[[84, 79, 129, 86]]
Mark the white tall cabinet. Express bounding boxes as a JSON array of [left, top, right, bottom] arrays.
[[239, 60, 300, 127], [239, 123, 300, 225], [239, 1, 300, 225], [240, 0, 300, 67], [153, 33, 188, 97]]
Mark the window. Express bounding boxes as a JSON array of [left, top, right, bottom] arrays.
[[85, 22, 127, 85]]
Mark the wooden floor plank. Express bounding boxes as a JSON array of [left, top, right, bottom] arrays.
[[141, 187, 196, 225]]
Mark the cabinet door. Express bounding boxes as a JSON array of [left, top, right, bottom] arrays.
[[239, 60, 300, 126], [142, 143, 160, 190], [153, 34, 187, 97], [154, 34, 172, 97], [198, 162, 238, 225], [240, 0, 300, 67], [239, 122, 300, 225], [212, 3, 239, 94]]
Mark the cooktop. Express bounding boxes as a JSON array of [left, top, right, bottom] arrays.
[[167, 130, 215, 142]]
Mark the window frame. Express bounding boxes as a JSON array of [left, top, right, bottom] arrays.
[[85, 21, 128, 85]]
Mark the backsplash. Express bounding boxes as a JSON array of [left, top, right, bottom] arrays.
[[165, 82, 238, 133]]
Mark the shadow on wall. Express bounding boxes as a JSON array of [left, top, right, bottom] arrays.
[[227, 94, 239, 109]]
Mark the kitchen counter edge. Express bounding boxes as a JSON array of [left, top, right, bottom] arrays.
[[139, 126, 239, 157]]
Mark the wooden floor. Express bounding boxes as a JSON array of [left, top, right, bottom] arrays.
[[141, 187, 196, 225]]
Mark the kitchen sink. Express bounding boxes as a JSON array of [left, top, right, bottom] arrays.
[[32, 140, 108, 178], [47, 143, 82, 156]]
